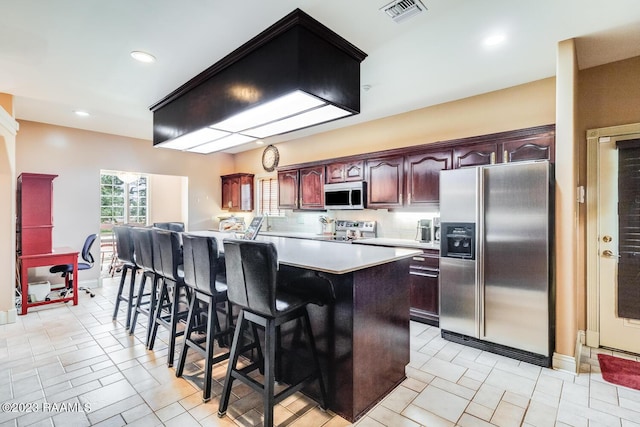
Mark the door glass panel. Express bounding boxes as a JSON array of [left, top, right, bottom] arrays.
[[617, 139, 640, 320]]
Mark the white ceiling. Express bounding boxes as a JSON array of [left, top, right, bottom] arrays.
[[2, 0, 640, 153]]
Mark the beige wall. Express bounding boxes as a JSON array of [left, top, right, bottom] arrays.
[[576, 56, 640, 329], [235, 78, 556, 172], [148, 174, 188, 226], [554, 39, 579, 363], [15, 121, 235, 285]]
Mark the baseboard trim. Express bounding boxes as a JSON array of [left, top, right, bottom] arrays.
[[552, 352, 577, 374], [0, 307, 18, 325], [586, 329, 599, 348]]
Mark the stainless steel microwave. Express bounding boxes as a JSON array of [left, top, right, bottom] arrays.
[[323, 182, 366, 210]]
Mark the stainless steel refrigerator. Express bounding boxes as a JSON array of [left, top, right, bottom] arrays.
[[439, 160, 553, 367]]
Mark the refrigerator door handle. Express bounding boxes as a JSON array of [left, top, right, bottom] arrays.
[[477, 166, 485, 339]]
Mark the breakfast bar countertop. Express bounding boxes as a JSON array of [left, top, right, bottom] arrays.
[[188, 230, 421, 274], [353, 237, 440, 251]]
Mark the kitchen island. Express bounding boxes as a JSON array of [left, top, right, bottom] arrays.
[[189, 231, 420, 422]]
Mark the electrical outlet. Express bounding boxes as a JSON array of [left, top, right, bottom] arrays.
[[296, 216, 304, 224]]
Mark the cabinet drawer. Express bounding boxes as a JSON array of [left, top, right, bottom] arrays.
[[409, 265, 438, 277], [409, 250, 439, 269]]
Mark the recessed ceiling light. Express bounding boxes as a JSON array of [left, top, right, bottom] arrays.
[[130, 50, 156, 63], [483, 33, 506, 47], [73, 110, 90, 117]]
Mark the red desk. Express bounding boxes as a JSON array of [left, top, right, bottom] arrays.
[[18, 247, 79, 315]]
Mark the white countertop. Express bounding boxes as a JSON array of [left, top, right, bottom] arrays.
[[187, 230, 421, 274], [353, 238, 440, 251], [260, 231, 440, 250], [260, 231, 330, 240]]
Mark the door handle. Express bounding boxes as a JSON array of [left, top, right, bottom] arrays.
[[602, 249, 620, 258]]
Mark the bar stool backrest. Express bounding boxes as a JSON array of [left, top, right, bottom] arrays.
[[153, 222, 185, 232], [223, 239, 278, 317], [152, 229, 182, 281], [113, 225, 136, 266], [182, 234, 223, 295], [130, 227, 154, 273]]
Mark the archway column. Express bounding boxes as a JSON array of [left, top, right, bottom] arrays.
[[0, 95, 19, 324]]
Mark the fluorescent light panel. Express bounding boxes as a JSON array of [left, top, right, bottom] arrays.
[[190, 133, 256, 154], [157, 90, 354, 153], [244, 104, 351, 138], [211, 90, 325, 132], [157, 127, 230, 150]]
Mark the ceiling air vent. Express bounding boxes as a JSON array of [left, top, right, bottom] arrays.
[[381, 0, 427, 23]]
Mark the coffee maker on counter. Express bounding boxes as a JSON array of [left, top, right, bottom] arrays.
[[417, 219, 432, 242]]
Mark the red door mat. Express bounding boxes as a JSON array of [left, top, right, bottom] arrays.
[[597, 354, 640, 390]]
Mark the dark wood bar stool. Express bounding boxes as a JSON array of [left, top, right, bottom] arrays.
[[147, 228, 190, 367], [112, 225, 139, 328], [175, 233, 233, 401], [218, 239, 328, 427], [129, 227, 158, 345]]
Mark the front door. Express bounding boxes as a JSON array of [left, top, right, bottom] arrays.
[[598, 135, 640, 354]]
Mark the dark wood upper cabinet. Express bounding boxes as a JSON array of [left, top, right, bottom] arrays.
[[299, 166, 325, 210], [277, 169, 299, 209], [406, 150, 452, 206], [453, 142, 498, 168], [276, 124, 555, 209], [221, 173, 254, 211], [277, 167, 325, 210], [326, 160, 364, 183], [366, 156, 404, 208], [501, 133, 555, 163]]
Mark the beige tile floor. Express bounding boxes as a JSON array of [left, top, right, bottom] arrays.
[[2, 276, 640, 426]]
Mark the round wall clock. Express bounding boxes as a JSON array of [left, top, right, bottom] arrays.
[[262, 144, 280, 172]]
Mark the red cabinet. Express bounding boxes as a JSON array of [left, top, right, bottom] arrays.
[[17, 173, 58, 255]]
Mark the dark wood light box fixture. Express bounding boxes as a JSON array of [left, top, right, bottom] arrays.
[[150, 9, 367, 148]]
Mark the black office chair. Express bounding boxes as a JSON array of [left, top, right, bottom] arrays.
[[49, 234, 98, 298], [218, 239, 328, 427]]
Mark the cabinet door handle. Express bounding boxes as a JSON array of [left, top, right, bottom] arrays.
[[410, 272, 439, 278], [503, 150, 509, 163], [412, 256, 425, 261]]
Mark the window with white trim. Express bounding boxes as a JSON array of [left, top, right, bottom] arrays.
[[100, 171, 148, 225], [258, 177, 281, 216]]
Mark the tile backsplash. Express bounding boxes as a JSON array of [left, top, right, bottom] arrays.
[[267, 208, 440, 240]]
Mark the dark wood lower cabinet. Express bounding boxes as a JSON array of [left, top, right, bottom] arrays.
[[277, 258, 411, 422], [409, 249, 440, 326]]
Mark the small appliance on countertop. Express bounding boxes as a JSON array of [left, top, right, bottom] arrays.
[[218, 216, 245, 231], [331, 220, 376, 241], [433, 216, 441, 243], [417, 219, 432, 242]]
